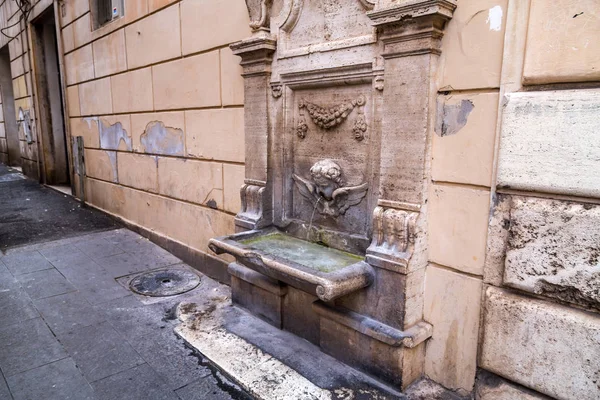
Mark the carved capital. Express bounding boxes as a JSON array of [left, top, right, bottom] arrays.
[[366, 206, 418, 273], [368, 0, 457, 58], [230, 37, 277, 76], [235, 183, 272, 231]]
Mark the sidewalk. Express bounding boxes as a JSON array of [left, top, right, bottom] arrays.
[[0, 165, 247, 400]]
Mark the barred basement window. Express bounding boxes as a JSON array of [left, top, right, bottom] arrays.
[[91, 0, 124, 29]]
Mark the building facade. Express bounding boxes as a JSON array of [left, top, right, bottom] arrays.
[[0, 0, 598, 399]]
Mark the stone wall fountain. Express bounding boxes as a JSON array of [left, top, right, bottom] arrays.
[[209, 0, 457, 390]]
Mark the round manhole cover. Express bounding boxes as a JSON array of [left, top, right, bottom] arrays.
[[129, 269, 200, 297]]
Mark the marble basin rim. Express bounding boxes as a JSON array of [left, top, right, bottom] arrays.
[[208, 229, 374, 302]]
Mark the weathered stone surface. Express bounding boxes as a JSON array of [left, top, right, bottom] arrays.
[[180, 0, 251, 56], [124, 3, 181, 69], [78, 77, 112, 116], [428, 184, 490, 275], [65, 45, 94, 86], [482, 194, 511, 286], [438, 0, 507, 90], [152, 52, 220, 110], [480, 287, 600, 400], [84, 149, 118, 183], [93, 29, 127, 78], [433, 92, 499, 187], [504, 196, 600, 310], [117, 153, 158, 193], [475, 370, 552, 400], [424, 265, 482, 393], [523, 0, 600, 85], [111, 68, 153, 113], [497, 89, 600, 197]]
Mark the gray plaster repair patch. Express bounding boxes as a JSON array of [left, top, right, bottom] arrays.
[[129, 269, 200, 297], [435, 98, 474, 137], [140, 121, 185, 156]]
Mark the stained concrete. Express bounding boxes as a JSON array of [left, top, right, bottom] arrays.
[[0, 163, 119, 251]]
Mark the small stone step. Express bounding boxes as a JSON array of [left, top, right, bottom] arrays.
[[175, 296, 407, 400]]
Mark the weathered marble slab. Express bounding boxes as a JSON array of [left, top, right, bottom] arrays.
[[497, 89, 600, 197], [480, 287, 600, 400], [475, 369, 552, 400], [504, 196, 600, 310]]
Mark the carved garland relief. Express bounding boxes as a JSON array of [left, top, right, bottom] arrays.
[[297, 95, 368, 141]]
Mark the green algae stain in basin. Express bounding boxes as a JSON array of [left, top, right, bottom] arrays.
[[240, 234, 363, 273]]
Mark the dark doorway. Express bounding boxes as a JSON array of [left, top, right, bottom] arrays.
[[31, 6, 69, 185], [0, 45, 21, 167]]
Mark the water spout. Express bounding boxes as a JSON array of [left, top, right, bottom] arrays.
[[307, 196, 322, 240]]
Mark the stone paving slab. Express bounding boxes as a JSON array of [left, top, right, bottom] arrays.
[[90, 364, 179, 400], [129, 329, 211, 390], [0, 229, 242, 399], [15, 268, 77, 300], [6, 358, 95, 400], [59, 321, 146, 383], [0, 318, 67, 377], [0, 372, 10, 400], [0, 286, 39, 328], [33, 291, 107, 335], [2, 251, 54, 276]]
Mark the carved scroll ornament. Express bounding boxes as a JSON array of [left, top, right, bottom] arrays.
[[292, 159, 368, 217], [297, 95, 367, 141], [247, 0, 272, 31], [236, 183, 268, 230], [366, 207, 418, 271]]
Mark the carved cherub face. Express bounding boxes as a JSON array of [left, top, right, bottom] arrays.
[[309, 159, 343, 200]]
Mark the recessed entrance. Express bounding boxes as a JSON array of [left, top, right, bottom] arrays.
[[30, 6, 69, 186], [0, 45, 21, 167]]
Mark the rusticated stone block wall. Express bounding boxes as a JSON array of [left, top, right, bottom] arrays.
[[427, 0, 600, 398], [471, 1, 600, 399]]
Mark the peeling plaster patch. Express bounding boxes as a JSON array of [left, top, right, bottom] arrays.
[[140, 121, 184, 156], [83, 117, 99, 130], [106, 151, 118, 182], [99, 119, 132, 151], [486, 6, 503, 31], [435, 99, 474, 137]]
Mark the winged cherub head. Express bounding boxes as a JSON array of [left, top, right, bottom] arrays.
[[309, 159, 343, 200]]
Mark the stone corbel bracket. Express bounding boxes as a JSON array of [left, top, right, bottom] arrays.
[[313, 301, 432, 348], [235, 181, 272, 231], [366, 203, 419, 273]]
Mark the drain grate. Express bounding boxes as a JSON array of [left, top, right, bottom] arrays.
[[129, 269, 200, 297]]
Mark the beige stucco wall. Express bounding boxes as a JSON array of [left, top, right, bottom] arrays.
[[59, 0, 251, 263], [0, 0, 251, 273]]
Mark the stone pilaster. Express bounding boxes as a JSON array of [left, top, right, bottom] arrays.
[[230, 35, 276, 231], [363, 0, 456, 386]]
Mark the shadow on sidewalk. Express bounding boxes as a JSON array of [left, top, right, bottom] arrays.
[[0, 163, 120, 252]]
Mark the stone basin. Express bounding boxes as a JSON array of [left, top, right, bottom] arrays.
[[208, 229, 374, 302]]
